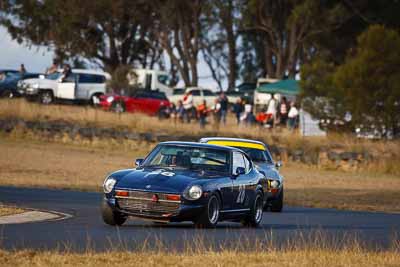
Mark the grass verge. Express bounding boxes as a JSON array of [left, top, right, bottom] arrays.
[[0, 203, 25, 217], [0, 246, 399, 267], [1, 136, 399, 213]]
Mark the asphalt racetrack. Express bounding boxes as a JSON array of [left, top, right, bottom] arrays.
[[1, 186, 399, 251]]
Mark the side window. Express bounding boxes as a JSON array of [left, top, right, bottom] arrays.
[[264, 149, 273, 164], [243, 154, 251, 173], [203, 90, 215, 96], [232, 152, 246, 174], [78, 74, 105, 84], [191, 90, 201, 96], [63, 73, 76, 83]]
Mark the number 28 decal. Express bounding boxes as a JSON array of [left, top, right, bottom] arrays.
[[236, 185, 246, 204]]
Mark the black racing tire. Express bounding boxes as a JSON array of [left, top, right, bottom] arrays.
[[242, 192, 264, 227], [1, 90, 14, 98], [38, 90, 54, 104], [111, 101, 125, 113], [194, 194, 220, 228], [101, 200, 127, 226], [270, 187, 284, 212]]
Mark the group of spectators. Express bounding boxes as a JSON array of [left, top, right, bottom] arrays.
[[168, 91, 299, 131]]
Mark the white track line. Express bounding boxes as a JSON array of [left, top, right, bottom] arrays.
[[0, 210, 72, 225]]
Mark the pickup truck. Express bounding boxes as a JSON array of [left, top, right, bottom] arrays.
[[168, 87, 217, 107]]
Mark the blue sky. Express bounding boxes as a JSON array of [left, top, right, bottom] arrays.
[[0, 26, 221, 89]]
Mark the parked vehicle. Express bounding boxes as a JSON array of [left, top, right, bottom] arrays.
[[127, 69, 173, 96], [168, 87, 217, 106], [101, 141, 268, 227], [99, 90, 171, 116], [0, 72, 41, 98], [21, 69, 110, 104], [199, 137, 284, 212], [226, 82, 256, 103]]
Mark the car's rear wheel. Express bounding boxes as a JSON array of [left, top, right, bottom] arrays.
[[1, 90, 14, 98], [111, 101, 125, 113], [242, 192, 263, 227], [39, 90, 53, 104], [194, 194, 220, 228], [90, 93, 102, 107], [101, 200, 127, 226], [270, 187, 284, 212]]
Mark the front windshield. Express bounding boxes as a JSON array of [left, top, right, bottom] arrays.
[[46, 72, 61, 80], [234, 147, 273, 163], [143, 145, 230, 174]]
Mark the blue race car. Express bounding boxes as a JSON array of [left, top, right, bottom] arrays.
[[199, 137, 284, 212], [101, 142, 268, 227]]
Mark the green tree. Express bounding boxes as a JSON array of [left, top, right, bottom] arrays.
[[334, 25, 400, 134], [301, 25, 400, 135], [0, 0, 162, 72]]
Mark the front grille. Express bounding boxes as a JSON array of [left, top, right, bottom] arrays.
[[116, 190, 180, 216]]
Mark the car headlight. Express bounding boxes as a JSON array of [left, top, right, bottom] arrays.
[[106, 96, 114, 103], [32, 83, 40, 89], [270, 180, 280, 189], [184, 185, 203, 200], [103, 177, 117, 193]]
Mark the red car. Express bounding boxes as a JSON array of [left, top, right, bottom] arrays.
[[100, 90, 171, 116]]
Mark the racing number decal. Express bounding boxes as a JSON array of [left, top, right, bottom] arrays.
[[236, 185, 246, 204]]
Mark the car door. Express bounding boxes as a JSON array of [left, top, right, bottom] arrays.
[[75, 73, 90, 100], [231, 151, 256, 210], [57, 73, 76, 99]]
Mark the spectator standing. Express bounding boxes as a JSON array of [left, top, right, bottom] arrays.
[[218, 92, 228, 125], [287, 101, 299, 131], [182, 91, 194, 123], [266, 94, 278, 127], [212, 98, 221, 129], [278, 96, 289, 126], [242, 101, 255, 125], [197, 100, 210, 129], [232, 98, 243, 125], [19, 64, 26, 75], [175, 100, 185, 123]]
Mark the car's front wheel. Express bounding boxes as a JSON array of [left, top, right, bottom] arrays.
[[39, 90, 53, 104], [194, 194, 220, 228], [242, 192, 264, 227], [111, 101, 125, 113], [270, 187, 283, 212], [101, 200, 127, 226]]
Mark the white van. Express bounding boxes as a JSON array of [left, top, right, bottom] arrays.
[[22, 69, 110, 104]]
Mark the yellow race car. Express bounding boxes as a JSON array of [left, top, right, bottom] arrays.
[[199, 137, 284, 212]]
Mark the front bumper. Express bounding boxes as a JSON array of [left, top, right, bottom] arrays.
[[105, 197, 205, 222]]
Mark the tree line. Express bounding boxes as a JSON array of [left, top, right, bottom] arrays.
[[0, 0, 399, 92]]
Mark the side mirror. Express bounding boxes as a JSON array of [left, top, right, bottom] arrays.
[[135, 158, 144, 167], [275, 161, 282, 168], [233, 166, 246, 178]]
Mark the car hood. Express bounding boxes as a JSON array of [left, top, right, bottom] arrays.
[[114, 167, 223, 193], [23, 78, 57, 87]]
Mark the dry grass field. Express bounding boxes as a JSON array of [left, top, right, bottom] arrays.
[[0, 203, 24, 216], [1, 99, 400, 168], [1, 136, 399, 213], [0, 247, 399, 267]]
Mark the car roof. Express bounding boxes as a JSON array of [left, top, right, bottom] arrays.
[[199, 137, 267, 150], [159, 141, 243, 152]]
